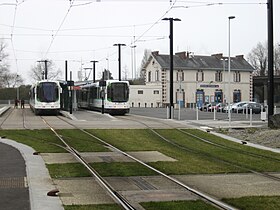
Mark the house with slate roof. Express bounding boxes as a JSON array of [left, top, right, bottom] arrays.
[[136, 51, 254, 108]]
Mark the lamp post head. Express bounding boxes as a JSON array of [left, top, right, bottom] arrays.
[[113, 43, 126, 47], [228, 16, 235, 20], [162, 17, 181, 21]]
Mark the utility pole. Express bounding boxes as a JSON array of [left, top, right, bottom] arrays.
[[162, 17, 181, 119], [113, 43, 126, 81], [37, 60, 49, 80], [267, 0, 274, 128], [65, 60, 68, 81], [91, 60, 98, 83]]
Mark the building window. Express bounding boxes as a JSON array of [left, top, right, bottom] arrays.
[[155, 70, 159, 81], [154, 90, 159, 94], [138, 90, 143, 94], [215, 71, 223, 82], [196, 70, 204, 82], [148, 71, 151, 82], [176, 71, 184, 81], [234, 71, 241, 82]]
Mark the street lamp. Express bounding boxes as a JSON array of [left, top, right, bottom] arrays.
[[162, 17, 181, 119], [113, 43, 126, 81], [228, 16, 235, 127]]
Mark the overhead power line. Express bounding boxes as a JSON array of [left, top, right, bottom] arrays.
[[43, 0, 75, 57]]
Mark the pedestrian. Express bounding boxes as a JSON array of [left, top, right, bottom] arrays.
[[21, 99, 25, 109], [14, 98, 18, 109]]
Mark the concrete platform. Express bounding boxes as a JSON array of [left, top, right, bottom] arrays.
[[175, 173, 280, 199], [54, 178, 114, 205], [41, 151, 177, 164], [52, 173, 280, 207]]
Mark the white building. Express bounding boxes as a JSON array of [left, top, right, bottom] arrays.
[[130, 51, 254, 108]]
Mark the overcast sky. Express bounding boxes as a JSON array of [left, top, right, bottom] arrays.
[[0, 0, 279, 84]]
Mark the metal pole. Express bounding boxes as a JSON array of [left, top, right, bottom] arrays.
[[113, 44, 126, 81], [91, 61, 98, 83], [44, 60, 48, 80], [228, 16, 235, 128], [65, 60, 68, 81], [162, 17, 181, 119], [118, 45, 121, 81], [70, 71, 73, 114], [169, 19, 174, 119], [267, 0, 274, 128]]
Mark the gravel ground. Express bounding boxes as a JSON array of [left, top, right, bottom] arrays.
[[217, 127, 280, 149]]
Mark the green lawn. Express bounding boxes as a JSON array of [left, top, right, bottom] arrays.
[[140, 200, 218, 210], [64, 204, 122, 210], [0, 129, 65, 153], [222, 196, 280, 210]]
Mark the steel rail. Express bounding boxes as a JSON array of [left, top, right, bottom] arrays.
[[0, 107, 13, 129], [56, 115, 237, 210], [116, 115, 280, 182], [40, 116, 136, 210]]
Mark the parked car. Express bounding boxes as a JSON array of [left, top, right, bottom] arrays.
[[199, 103, 211, 111], [207, 102, 225, 112], [231, 101, 249, 113], [223, 103, 233, 113], [216, 103, 227, 112], [242, 102, 262, 114]]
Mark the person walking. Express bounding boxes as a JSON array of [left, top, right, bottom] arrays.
[[14, 98, 18, 109], [21, 99, 25, 109]]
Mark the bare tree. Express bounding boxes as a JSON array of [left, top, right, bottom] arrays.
[[247, 42, 267, 76], [122, 65, 129, 80], [0, 40, 24, 88], [274, 43, 280, 76], [247, 42, 280, 76], [1, 73, 23, 88], [29, 60, 62, 82], [136, 49, 151, 83]]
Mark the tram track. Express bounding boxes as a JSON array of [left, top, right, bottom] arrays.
[[116, 115, 280, 182], [0, 107, 13, 129], [38, 115, 237, 210]]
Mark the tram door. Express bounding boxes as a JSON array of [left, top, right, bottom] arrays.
[[196, 89, 204, 108], [214, 89, 223, 103]]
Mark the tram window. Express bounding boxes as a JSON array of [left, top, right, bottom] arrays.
[[37, 82, 58, 102], [108, 83, 129, 102]]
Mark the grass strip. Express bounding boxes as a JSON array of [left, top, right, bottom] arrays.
[[47, 163, 91, 178], [88, 129, 244, 174], [0, 129, 65, 153], [222, 196, 280, 210], [158, 129, 280, 172], [186, 129, 280, 161], [140, 200, 218, 210], [64, 204, 122, 210], [57, 129, 109, 152]]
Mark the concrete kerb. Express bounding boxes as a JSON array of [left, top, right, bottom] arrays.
[[212, 131, 280, 154], [0, 106, 11, 116], [59, 110, 78, 120], [0, 138, 64, 210]]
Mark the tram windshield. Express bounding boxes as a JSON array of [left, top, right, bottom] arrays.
[[37, 82, 59, 102], [107, 83, 129, 102]]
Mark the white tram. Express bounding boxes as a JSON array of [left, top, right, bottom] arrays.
[[76, 80, 130, 115], [29, 80, 62, 115]]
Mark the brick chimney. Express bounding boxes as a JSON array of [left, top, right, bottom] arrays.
[[211, 53, 223, 60], [152, 51, 159, 56], [236, 55, 244, 59], [175, 51, 187, 59]]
